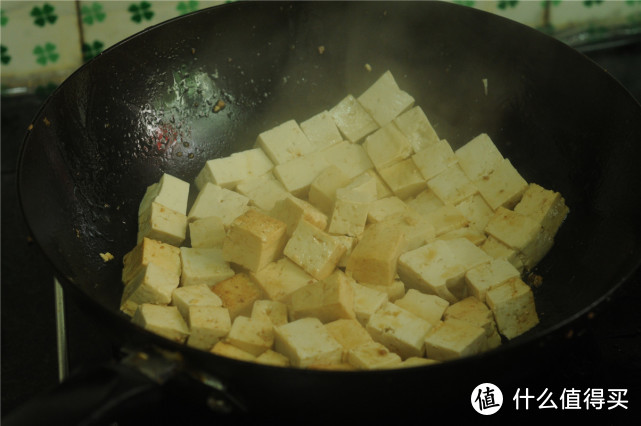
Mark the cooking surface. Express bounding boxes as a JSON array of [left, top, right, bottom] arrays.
[[2, 39, 640, 422]]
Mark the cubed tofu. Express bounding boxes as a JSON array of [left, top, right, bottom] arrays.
[[327, 181, 376, 237], [171, 284, 223, 320], [377, 158, 426, 200], [329, 95, 379, 143], [394, 289, 449, 326], [444, 296, 495, 337], [455, 133, 504, 181], [250, 258, 316, 303], [514, 183, 569, 236], [251, 299, 289, 327], [357, 70, 415, 127], [320, 141, 374, 179], [363, 122, 413, 170], [425, 204, 470, 237], [350, 281, 389, 326], [186, 306, 231, 350], [366, 302, 433, 359], [273, 317, 343, 368], [465, 258, 521, 303], [132, 304, 189, 344], [346, 221, 405, 286], [486, 277, 539, 339], [393, 106, 440, 153], [367, 196, 409, 224], [378, 210, 435, 253], [347, 341, 403, 370], [272, 149, 330, 197], [121, 237, 181, 286], [120, 262, 180, 316], [222, 209, 288, 272], [334, 235, 357, 268], [180, 247, 235, 288], [235, 172, 290, 212], [210, 273, 264, 320], [398, 357, 440, 368], [194, 148, 273, 190], [188, 216, 226, 248], [269, 195, 328, 236], [290, 270, 356, 323], [138, 173, 190, 216], [423, 318, 486, 361], [411, 139, 458, 181], [255, 349, 291, 367], [308, 165, 351, 215], [362, 169, 394, 199], [455, 194, 494, 232], [437, 227, 486, 247], [226, 316, 274, 356], [480, 236, 525, 273], [360, 279, 406, 302], [406, 189, 444, 216], [325, 318, 374, 361], [427, 164, 478, 205], [475, 158, 528, 210], [137, 202, 187, 247], [300, 110, 343, 150], [257, 119, 316, 165], [210, 341, 256, 362], [284, 219, 346, 280], [187, 183, 249, 226]]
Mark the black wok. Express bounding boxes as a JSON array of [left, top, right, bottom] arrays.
[[15, 0, 641, 422]]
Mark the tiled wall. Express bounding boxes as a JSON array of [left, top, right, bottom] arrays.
[[2, 1, 641, 94]]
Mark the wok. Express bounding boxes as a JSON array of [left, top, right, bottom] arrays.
[[14, 0, 641, 422]]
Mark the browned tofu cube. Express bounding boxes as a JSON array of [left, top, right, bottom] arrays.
[[211, 273, 264, 320]]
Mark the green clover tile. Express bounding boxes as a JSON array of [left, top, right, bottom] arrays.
[[83, 40, 105, 61], [1, 9, 8, 27], [177, 1, 199, 15], [498, 0, 519, 9], [1, 45, 10, 65], [82, 2, 107, 25], [33, 42, 59, 66], [31, 3, 58, 27], [583, 0, 604, 6], [626, 0, 641, 5], [129, 1, 154, 23]]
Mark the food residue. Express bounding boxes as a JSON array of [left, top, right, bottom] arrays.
[[213, 100, 226, 113], [100, 252, 114, 262]]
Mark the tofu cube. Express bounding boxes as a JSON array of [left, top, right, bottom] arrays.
[[132, 304, 189, 344], [257, 119, 316, 165], [475, 158, 528, 210], [465, 258, 521, 303], [137, 202, 187, 247], [120, 262, 180, 316], [222, 209, 288, 272], [121, 237, 181, 286], [345, 221, 405, 286], [437, 227, 487, 247], [486, 277, 539, 339], [366, 302, 433, 359], [378, 210, 435, 253], [171, 283, 223, 320], [514, 183, 569, 236], [138, 173, 190, 216], [235, 172, 289, 212], [284, 219, 346, 280], [194, 148, 273, 190], [188, 216, 226, 248], [210, 341, 256, 362], [325, 318, 374, 360], [406, 189, 444, 216], [327, 183, 376, 237], [329, 95, 379, 143], [272, 149, 330, 197], [357, 70, 415, 127], [334, 235, 357, 268], [187, 183, 249, 226], [226, 316, 274, 356], [393, 106, 440, 153], [427, 164, 478, 205], [425, 204, 470, 237], [411, 139, 458, 181], [359, 278, 406, 302], [480, 236, 525, 273], [290, 270, 356, 323], [347, 341, 403, 370], [273, 317, 343, 367], [250, 258, 317, 303], [210, 273, 264, 320], [377, 158, 426, 200], [251, 299, 289, 327], [455, 133, 504, 181], [455, 194, 494, 232], [186, 306, 231, 350], [350, 281, 389, 326], [362, 169, 394, 199], [308, 165, 351, 215], [300, 110, 343, 150], [394, 289, 449, 326], [363, 122, 413, 171], [255, 350, 291, 367], [398, 357, 440, 368], [444, 296, 495, 337], [423, 318, 486, 361], [367, 196, 410, 224], [179, 247, 234, 288], [321, 141, 374, 179], [269, 195, 328, 236]]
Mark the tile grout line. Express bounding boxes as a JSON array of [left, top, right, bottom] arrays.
[[75, 0, 86, 63]]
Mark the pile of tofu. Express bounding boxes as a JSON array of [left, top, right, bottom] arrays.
[[121, 70, 569, 370]]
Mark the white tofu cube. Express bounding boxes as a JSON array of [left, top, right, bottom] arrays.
[[121, 237, 181, 286], [290, 270, 356, 323], [222, 209, 288, 273], [411, 139, 458, 181], [437, 227, 486, 247], [187, 183, 249, 226], [480, 236, 525, 273], [406, 189, 444, 216], [455, 133, 504, 181], [120, 262, 180, 316], [362, 169, 394, 199], [394, 289, 449, 326], [423, 318, 486, 361], [210, 341, 256, 362], [514, 183, 569, 236], [210, 273, 264, 320], [171, 284, 223, 320], [465, 258, 521, 303], [378, 210, 435, 253], [321, 141, 374, 179], [235, 172, 289, 212], [250, 258, 317, 303], [226, 316, 274, 357], [137, 202, 187, 247], [272, 149, 330, 197], [444, 296, 495, 337], [132, 304, 189, 344], [427, 164, 478, 205], [308, 165, 351, 215], [300, 110, 343, 150], [377, 158, 426, 200], [334, 235, 357, 268], [255, 350, 291, 367], [186, 306, 231, 350], [251, 299, 289, 327], [393, 106, 440, 153], [188, 216, 226, 248], [269, 195, 328, 236], [357, 70, 415, 127], [284, 219, 346, 280], [363, 122, 413, 170], [455, 194, 494, 232], [359, 279, 406, 302], [486, 277, 539, 339], [349, 281, 388, 326], [366, 302, 432, 359], [257, 119, 316, 165], [325, 318, 374, 360], [274, 317, 343, 367], [138, 173, 190, 216], [327, 175, 377, 236], [475, 158, 528, 210], [367, 196, 409, 223], [425, 204, 470, 237], [194, 148, 273, 190], [347, 341, 403, 370], [398, 357, 440, 368], [179, 247, 235, 288], [329, 95, 379, 143]]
